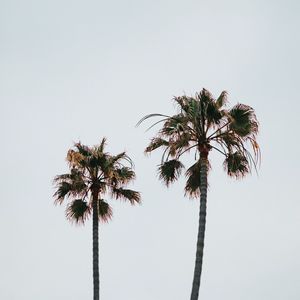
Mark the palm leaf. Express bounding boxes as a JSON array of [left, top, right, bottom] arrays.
[[224, 151, 250, 178], [216, 91, 228, 109], [110, 167, 136, 186], [160, 114, 187, 136], [136, 113, 171, 127], [184, 160, 201, 198], [174, 95, 191, 113], [145, 137, 169, 153], [228, 104, 258, 137], [98, 137, 107, 154], [158, 159, 184, 186], [168, 132, 192, 157], [206, 100, 223, 125], [112, 188, 141, 204], [74, 142, 93, 157], [98, 200, 113, 222], [66, 150, 85, 167], [66, 199, 91, 224], [53, 182, 73, 204]]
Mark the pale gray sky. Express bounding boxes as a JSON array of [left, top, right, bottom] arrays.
[[1, 0, 299, 299]]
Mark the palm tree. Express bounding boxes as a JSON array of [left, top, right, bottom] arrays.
[[137, 88, 260, 300], [53, 139, 141, 300]]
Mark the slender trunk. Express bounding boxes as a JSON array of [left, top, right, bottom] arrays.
[[190, 153, 209, 300], [92, 193, 100, 300]]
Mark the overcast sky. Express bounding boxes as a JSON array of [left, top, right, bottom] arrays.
[[1, 0, 300, 299]]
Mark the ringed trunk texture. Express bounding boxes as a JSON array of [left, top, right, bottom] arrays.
[[92, 194, 100, 300], [190, 153, 209, 300]]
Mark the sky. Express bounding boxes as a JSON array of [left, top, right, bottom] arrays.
[[1, 0, 300, 299]]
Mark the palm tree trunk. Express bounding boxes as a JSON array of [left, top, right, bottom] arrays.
[[190, 153, 209, 300], [92, 195, 100, 300]]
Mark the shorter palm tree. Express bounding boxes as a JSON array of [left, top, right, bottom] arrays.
[[53, 138, 141, 300]]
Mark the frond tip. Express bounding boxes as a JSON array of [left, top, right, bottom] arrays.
[[158, 159, 184, 186]]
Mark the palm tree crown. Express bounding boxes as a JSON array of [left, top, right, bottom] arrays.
[[54, 138, 141, 223], [138, 88, 260, 193]]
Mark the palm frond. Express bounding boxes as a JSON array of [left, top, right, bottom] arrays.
[[185, 97, 201, 120], [216, 132, 242, 151], [112, 188, 141, 204], [168, 132, 192, 157], [110, 167, 136, 186], [66, 199, 91, 224], [98, 199, 113, 222], [53, 182, 73, 204], [216, 91, 228, 109], [228, 104, 259, 137], [223, 151, 250, 178], [53, 169, 88, 204], [158, 159, 184, 186], [206, 99, 223, 125], [98, 137, 107, 154], [136, 113, 171, 127], [74, 142, 92, 157], [53, 172, 73, 183], [173, 95, 191, 113], [160, 114, 188, 136], [66, 149, 85, 167], [145, 137, 169, 153], [184, 160, 201, 198], [110, 152, 134, 169]]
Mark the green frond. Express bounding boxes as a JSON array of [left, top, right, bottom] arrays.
[[197, 89, 213, 108], [98, 137, 107, 154], [74, 142, 93, 157], [228, 104, 259, 137], [173, 95, 191, 113], [160, 114, 188, 136], [98, 199, 113, 222], [136, 113, 170, 127], [53, 182, 72, 204], [224, 151, 250, 178], [110, 152, 133, 168], [216, 91, 228, 109], [94, 153, 110, 174], [53, 172, 73, 183], [196, 88, 225, 129], [53, 169, 88, 204], [110, 167, 136, 185], [168, 132, 192, 157], [145, 138, 169, 153], [185, 97, 200, 120], [217, 132, 242, 151], [66, 199, 91, 224], [184, 160, 201, 198], [112, 188, 141, 205], [158, 159, 184, 186], [206, 100, 223, 125]]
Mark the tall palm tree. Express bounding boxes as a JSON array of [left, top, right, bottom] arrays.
[[138, 89, 260, 300], [53, 139, 141, 300]]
